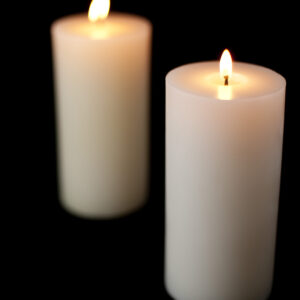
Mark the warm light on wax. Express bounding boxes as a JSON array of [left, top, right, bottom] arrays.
[[51, 3, 152, 218], [220, 49, 232, 85], [88, 0, 110, 22], [165, 50, 286, 300]]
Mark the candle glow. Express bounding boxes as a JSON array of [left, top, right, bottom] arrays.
[[220, 49, 232, 84], [88, 0, 110, 22], [166, 58, 286, 300], [51, 7, 152, 217]]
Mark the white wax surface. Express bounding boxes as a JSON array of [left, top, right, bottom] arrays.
[[51, 13, 152, 218], [52, 13, 150, 40], [165, 62, 286, 299], [167, 61, 285, 100]]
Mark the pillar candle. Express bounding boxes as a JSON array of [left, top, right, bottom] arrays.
[[51, 1, 152, 218], [165, 51, 286, 300]]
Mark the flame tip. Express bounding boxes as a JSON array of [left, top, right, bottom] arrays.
[[88, 0, 110, 22], [220, 49, 233, 83]]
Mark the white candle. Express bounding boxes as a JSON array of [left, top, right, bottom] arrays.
[[165, 50, 286, 300], [51, 0, 152, 218]]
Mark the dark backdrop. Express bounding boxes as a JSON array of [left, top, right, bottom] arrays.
[[12, 0, 298, 298]]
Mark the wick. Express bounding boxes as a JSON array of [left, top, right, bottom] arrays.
[[92, 17, 107, 27], [224, 75, 229, 86], [99, 18, 106, 25]]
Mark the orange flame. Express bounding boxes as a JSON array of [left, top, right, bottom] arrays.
[[220, 49, 232, 85], [88, 0, 110, 22]]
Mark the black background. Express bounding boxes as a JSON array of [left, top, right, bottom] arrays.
[[10, 0, 298, 298]]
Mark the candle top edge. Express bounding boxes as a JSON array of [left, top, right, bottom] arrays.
[[51, 12, 152, 41], [166, 61, 286, 102]]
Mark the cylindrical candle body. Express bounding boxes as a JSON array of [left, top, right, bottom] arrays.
[[165, 62, 285, 300], [51, 13, 152, 218]]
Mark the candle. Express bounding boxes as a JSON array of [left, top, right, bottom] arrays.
[[165, 50, 286, 300], [51, 0, 152, 218]]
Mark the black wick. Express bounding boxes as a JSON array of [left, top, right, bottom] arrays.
[[224, 75, 229, 86]]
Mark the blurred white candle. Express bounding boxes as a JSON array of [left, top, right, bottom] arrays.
[[51, 0, 152, 218], [165, 50, 286, 300]]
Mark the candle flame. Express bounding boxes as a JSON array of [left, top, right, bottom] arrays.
[[88, 0, 110, 22], [220, 49, 232, 84]]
